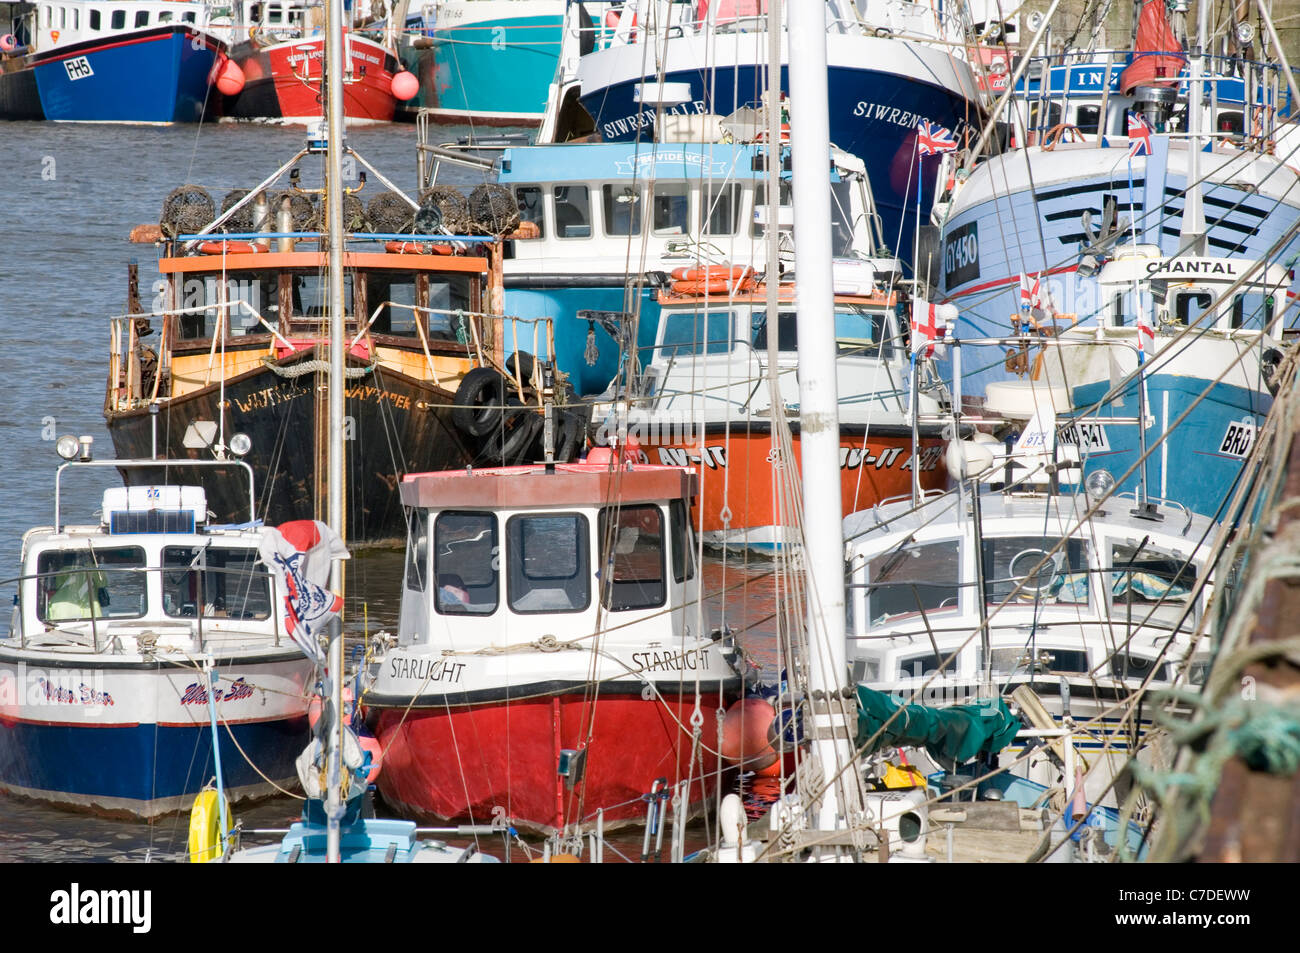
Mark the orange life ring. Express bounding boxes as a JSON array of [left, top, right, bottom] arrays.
[[670, 277, 755, 295], [197, 240, 262, 255], [669, 265, 753, 283], [384, 240, 454, 255]]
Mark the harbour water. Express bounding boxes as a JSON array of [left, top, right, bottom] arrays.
[[0, 123, 783, 860]]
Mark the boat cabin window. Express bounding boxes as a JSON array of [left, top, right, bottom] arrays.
[[159, 11, 172, 24], [365, 272, 419, 336], [1230, 292, 1272, 330], [507, 514, 590, 613], [161, 547, 272, 620], [898, 651, 954, 679], [183, 10, 196, 22], [701, 183, 740, 235], [36, 547, 147, 623], [1217, 111, 1244, 135], [425, 275, 475, 340], [1028, 102, 1061, 135], [982, 537, 1090, 606], [753, 308, 891, 356], [434, 511, 499, 615], [866, 540, 961, 623], [657, 310, 732, 361], [1174, 291, 1213, 327], [405, 510, 428, 593], [514, 186, 545, 239], [111, 9, 125, 28], [653, 183, 690, 235], [290, 272, 354, 322], [1110, 653, 1170, 682], [603, 185, 644, 236], [984, 646, 1090, 676], [750, 180, 793, 239], [830, 180, 856, 256], [1111, 543, 1194, 608], [553, 185, 592, 239], [599, 505, 666, 611], [135, 10, 148, 27], [89, 8, 99, 29], [72, 8, 79, 29], [670, 499, 694, 582], [1076, 104, 1101, 134], [177, 273, 280, 340]]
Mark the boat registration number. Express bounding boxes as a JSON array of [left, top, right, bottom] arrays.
[[64, 56, 94, 81], [1058, 422, 1110, 453], [1219, 420, 1255, 458]]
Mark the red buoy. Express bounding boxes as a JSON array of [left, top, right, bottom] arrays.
[[720, 697, 778, 772], [391, 70, 419, 101], [215, 57, 246, 96]]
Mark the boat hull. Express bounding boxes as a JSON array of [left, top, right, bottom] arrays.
[[373, 687, 731, 833], [7, 26, 220, 122], [222, 34, 398, 123], [643, 424, 947, 550], [0, 649, 309, 817], [106, 351, 507, 544], [399, 2, 562, 123], [576, 33, 980, 261]]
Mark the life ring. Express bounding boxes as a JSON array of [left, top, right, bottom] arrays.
[[452, 367, 507, 438], [385, 240, 454, 255], [671, 277, 755, 295], [197, 240, 262, 255], [187, 788, 227, 863], [670, 265, 752, 283]]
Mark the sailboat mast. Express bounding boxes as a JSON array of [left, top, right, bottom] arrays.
[[788, 0, 858, 835], [325, 0, 347, 864]]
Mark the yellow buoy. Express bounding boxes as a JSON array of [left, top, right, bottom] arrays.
[[188, 789, 229, 863]]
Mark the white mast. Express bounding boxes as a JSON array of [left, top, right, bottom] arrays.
[[1180, 0, 1208, 254], [788, 0, 859, 838], [325, 0, 347, 864]]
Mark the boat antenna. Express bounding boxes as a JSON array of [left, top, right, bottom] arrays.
[[324, 0, 348, 864]]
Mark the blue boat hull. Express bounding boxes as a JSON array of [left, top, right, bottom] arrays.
[[0, 714, 307, 816], [23, 26, 219, 122], [578, 62, 975, 261]]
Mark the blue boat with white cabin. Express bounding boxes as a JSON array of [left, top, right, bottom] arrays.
[[0, 0, 224, 122]]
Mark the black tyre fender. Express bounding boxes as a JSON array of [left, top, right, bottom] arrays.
[[452, 367, 506, 438], [496, 399, 543, 464]]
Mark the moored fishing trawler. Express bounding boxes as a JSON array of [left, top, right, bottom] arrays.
[[845, 423, 1217, 810], [106, 132, 582, 543], [363, 452, 752, 834], [599, 265, 950, 551], [0, 0, 228, 121], [0, 446, 311, 818]]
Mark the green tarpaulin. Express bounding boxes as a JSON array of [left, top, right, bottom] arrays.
[[855, 686, 1022, 763]]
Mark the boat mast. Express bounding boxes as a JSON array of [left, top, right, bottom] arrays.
[[325, 0, 347, 864], [788, 0, 861, 840], [1180, 0, 1208, 255]]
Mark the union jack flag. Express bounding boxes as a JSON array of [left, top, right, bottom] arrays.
[[1127, 111, 1154, 157], [917, 120, 958, 156]]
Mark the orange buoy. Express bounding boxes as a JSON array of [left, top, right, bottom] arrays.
[[391, 70, 419, 101], [668, 264, 755, 295], [215, 57, 246, 96], [197, 240, 261, 255], [720, 697, 779, 773]]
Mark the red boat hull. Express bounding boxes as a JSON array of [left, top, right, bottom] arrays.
[[223, 35, 398, 123], [374, 689, 731, 833]]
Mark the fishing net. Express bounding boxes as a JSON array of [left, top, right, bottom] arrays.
[[159, 185, 214, 237], [367, 190, 416, 233], [310, 192, 368, 232], [418, 185, 470, 233], [219, 189, 256, 232], [468, 183, 520, 235]]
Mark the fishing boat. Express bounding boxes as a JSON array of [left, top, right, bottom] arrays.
[[362, 451, 753, 834], [417, 131, 888, 396], [106, 142, 579, 543], [601, 266, 949, 551], [844, 416, 1217, 810], [397, 0, 563, 125], [540, 0, 985, 263], [0, 446, 311, 818], [209, 0, 417, 123], [0, 0, 227, 121]]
